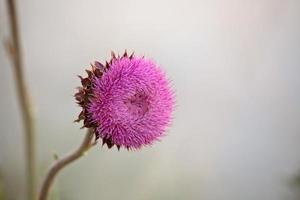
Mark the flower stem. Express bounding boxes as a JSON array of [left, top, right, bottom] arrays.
[[6, 0, 36, 199], [39, 129, 95, 200]]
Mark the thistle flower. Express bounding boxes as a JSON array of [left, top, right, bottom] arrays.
[[75, 51, 174, 150]]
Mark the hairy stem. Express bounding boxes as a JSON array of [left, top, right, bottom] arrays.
[[6, 0, 36, 199], [39, 129, 95, 200]]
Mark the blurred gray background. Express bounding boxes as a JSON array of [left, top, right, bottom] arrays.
[[1, 0, 300, 199]]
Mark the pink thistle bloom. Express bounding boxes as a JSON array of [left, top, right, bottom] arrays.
[[75, 51, 174, 150]]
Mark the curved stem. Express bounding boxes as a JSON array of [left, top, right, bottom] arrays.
[[39, 129, 95, 200], [6, 0, 36, 199]]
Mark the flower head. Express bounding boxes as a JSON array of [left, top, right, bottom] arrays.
[[75, 51, 174, 150]]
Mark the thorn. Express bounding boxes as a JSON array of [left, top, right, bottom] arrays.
[[85, 69, 92, 77], [76, 86, 83, 91], [94, 133, 99, 145], [74, 111, 84, 123], [94, 61, 105, 70], [91, 64, 96, 72], [103, 137, 114, 149], [129, 51, 134, 59], [73, 118, 80, 123], [105, 61, 110, 69], [95, 131, 100, 140], [102, 139, 106, 146], [74, 94, 83, 102], [111, 51, 116, 59], [81, 77, 90, 87], [123, 50, 128, 57], [93, 69, 103, 78]]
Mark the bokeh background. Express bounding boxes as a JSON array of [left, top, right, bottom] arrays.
[[1, 0, 300, 199]]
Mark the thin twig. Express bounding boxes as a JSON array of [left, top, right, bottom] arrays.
[[39, 129, 95, 200], [6, 0, 36, 199]]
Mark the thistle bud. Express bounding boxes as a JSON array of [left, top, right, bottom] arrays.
[[75, 51, 175, 150]]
